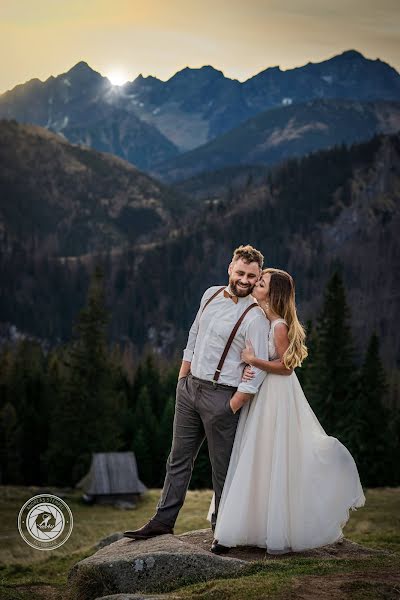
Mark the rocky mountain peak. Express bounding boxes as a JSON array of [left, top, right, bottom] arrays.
[[65, 61, 103, 82], [169, 65, 226, 83], [336, 49, 366, 61]]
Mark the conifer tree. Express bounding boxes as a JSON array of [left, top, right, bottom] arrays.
[[47, 266, 121, 485], [306, 271, 356, 436], [141, 355, 163, 419], [391, 413, 400, 486], [133, 426, 153, 485], [134, 385, 158, 444], [132, 385, 161, 485], [8, 341, 49, 484], [351, 333, 392, 486], [296, 319, 313, 389], [0, 401, 21, 483], [156, 395, 175, 485]]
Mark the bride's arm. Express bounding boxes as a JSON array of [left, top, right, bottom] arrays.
[[246, 357, 292, 375], [242, 323, 293, 376]]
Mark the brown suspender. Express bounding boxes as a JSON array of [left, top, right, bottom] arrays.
[[200, 286, 226, 315], [212, 302, 258, 383], [199, 286, 258, 384]]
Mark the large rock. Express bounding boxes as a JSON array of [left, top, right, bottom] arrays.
[[96, 532, 125, 549], [68, 530, 247, 600], [176, 529, 383, 562], [69, 529, 385, 600]]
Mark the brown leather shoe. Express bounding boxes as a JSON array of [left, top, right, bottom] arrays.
[[123, 519, 173, 540], [210, 538, 230, 554]]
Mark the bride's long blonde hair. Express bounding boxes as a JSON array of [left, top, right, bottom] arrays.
[[263, 268, 308, 369]]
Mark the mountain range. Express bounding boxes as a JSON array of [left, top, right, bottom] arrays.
[[0, 49, 399, 381], [152, 99, 400, 182], [1, 50, 399, 173]]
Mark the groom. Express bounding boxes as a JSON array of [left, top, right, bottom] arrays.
[[124, 245, 286, 552]]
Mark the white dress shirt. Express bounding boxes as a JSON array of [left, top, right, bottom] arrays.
[[183, 285, 270, 394]]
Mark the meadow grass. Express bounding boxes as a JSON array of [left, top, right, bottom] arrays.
[[0, 486, 398, 599]]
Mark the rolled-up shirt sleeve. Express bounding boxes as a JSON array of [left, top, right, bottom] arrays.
[[182, 287, 216, 362], [237, 312, 270, 394]]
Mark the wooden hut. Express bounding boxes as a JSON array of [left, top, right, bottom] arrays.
[[79, 451, 147, 505]]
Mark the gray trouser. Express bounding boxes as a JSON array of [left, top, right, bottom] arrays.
[[152, 372, 241, 530]]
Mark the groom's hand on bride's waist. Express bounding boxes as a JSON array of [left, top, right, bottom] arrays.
[[242, 365, 255, 381]]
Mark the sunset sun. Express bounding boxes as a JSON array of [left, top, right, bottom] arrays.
[[106, 70, 129, 86]]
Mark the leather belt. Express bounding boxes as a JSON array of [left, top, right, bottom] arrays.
[[189, 373, 237, 391]]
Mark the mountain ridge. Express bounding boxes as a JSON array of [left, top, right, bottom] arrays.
[[152, 98, 400, 182], [3, 49, 397, 94], [1, 49, 399, 165]]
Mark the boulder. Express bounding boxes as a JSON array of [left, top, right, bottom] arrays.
[[68, 530, 246, 600], [96, 532, 125, 549], [69, 528, 385, 600], [176, 529, 383, 562]]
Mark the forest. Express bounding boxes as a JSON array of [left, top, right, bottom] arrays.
[[0, 266, 398, 491]]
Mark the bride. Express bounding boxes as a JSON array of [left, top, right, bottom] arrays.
[[207, 267, 365, 554]]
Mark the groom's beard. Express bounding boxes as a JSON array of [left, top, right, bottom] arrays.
[[229, 279, 254, 297]]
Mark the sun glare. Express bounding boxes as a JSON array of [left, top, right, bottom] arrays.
[[106, 70, 129, 86]]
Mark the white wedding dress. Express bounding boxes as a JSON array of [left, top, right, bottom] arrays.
[[207, 318, 365, 553]]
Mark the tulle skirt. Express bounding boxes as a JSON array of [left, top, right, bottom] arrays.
[[207, 372, 365, 553]]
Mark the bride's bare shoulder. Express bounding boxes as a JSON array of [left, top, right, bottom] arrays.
[[273, 321, 289, 344]]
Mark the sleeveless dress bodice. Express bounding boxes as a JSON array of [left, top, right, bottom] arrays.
[[268, 318, 288, 360]]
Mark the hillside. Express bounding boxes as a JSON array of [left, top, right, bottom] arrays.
[[174, 164, 269, 202], [120, 133, 400, 370], [0, 131, 398, 371], [0, 119, 187, 256], [152, 99, 400, 182]]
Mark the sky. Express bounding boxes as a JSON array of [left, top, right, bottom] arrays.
[[0, 0, 399, 93]]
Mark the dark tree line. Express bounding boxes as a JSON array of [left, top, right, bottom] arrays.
[[0, 266, 211, 489], [298, 272, 399, 487], [0, 268, 398, 490]]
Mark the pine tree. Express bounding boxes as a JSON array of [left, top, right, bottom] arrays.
[[132, 385, 161, 485], [0, 402, 22, 483], [351, 333, 392, 486], [7, 341, 49, 484], [132, 426, 153, 485], [141, 355, 163, 419], [156, 395, 175, 485], [296, 319, 314, 389], [306, 271, 356, 436], [47, 266, 122, 485], [391, 413, 400, 486], [134, 385, 158, 443]]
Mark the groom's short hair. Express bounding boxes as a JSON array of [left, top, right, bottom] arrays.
[[232, 245, 264, 269]]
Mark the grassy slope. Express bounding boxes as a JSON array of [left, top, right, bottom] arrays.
[[0, 487, 398, 599]]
